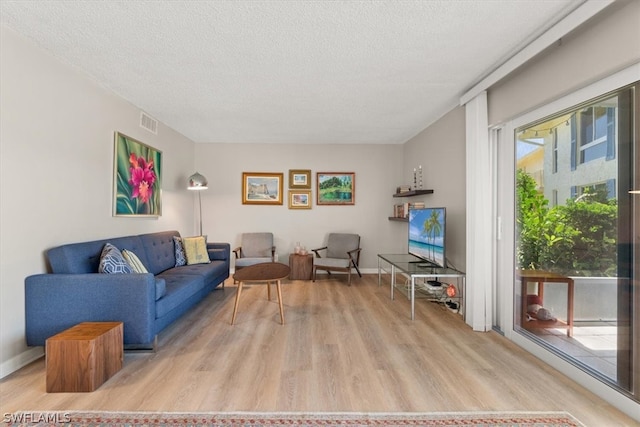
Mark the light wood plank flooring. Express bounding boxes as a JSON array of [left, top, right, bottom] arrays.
[[0, 275, 637, 426]]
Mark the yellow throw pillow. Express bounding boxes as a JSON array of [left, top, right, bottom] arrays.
[[182, 236, 210, 265], [122, 249, 149, 273]]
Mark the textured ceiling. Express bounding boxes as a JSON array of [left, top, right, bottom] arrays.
[[1, 1, 581, 144]]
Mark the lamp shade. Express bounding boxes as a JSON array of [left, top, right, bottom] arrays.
[[187, 172, 208, 190]]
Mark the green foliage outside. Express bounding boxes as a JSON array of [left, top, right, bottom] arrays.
[[516, 169, 617, 277]]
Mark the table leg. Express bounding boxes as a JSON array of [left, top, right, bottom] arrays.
[[266, 280, 271, 301], [276, 279, 284, 325], [411, 276, 415, 320], [231, 281, 244, 325], [567, 279, 574, 337], [521, 279, 527, 327], [391, 265, 395, 300]]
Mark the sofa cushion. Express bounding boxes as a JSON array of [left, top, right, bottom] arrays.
[[173, 236, 186, 267], [98, 243, 133, 274], [122, 249, 149, 273], [154, 273, 205, 318], [155, 277, 167, 300], [163, 260, 228, 285], [138, 231, 180, 275], [183, 236, 210, 265]]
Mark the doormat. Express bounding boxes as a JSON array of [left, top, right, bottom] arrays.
[[3, 410, 585, 427]]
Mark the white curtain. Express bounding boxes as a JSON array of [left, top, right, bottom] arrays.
[[464, 91, 492, 332]]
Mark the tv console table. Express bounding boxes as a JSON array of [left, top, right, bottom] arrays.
[[377, 253, 465, 321]]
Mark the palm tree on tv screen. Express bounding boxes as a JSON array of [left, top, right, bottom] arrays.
[[423, 210, 442, 262]]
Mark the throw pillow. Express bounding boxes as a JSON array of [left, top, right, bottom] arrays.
[[183, 236, 210, 265], [173, 236, 186, 267], [122, 249, 149, 274], [98, 243, 133, 274]]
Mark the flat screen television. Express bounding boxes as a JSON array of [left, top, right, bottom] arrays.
[[408, 207, 446, 267]]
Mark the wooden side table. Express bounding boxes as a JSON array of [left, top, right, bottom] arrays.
[[289, 253, 313, 280], [46, 322, 123, 392], [517, 270, 574, 337]]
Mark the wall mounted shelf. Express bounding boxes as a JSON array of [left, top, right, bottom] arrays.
[[388, 216, 408, 222], [392, 189, 434, 197]]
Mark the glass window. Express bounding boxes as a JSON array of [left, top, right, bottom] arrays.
[[514, 84, 637, 402]]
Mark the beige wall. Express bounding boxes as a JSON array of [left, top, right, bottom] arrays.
[[193, 142, 404, 269], [488, 0, 640, 126], [403, 107, 467, 270], [0, 27, 197, 376]]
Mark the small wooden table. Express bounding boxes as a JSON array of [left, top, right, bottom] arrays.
[[289, 253, 313, 280], [517, 270, 574, 337], [231, 262, 291, 325], [46, 322, 123, 392]]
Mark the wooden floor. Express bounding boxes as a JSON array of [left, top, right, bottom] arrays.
[[0, 275, 636, 426]]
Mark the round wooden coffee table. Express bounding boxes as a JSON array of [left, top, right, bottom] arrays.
[[231, 262, 291, 325]]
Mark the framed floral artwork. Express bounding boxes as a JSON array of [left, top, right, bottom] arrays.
[[317, 172, 355, 205], [288, 190, 312, 209], [288, 169, 311, 189], [242, 172, 284, 205], [113, 132, 162, 217]]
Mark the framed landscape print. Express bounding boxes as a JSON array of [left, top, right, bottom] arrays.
[[288, 190, 312, 209], [113, 132, 162, 217], [316, 172, 355, 205], [288, 169, 311, 189], [242, 172, 284, 205]]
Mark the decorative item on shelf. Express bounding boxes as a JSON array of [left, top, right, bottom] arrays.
[[413, 168, 417, 190], [187, 171, 208, 236], [294, 242, 301, 254], [446, 283, 457, 297], [418, 165, 423, 190], [397, 185, 411, 194]]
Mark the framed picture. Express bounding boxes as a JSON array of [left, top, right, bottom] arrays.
[[288, 190, 312, 209], [113, 132, 162, 217], [242, 172, 284, 205], [317, 172, 355, 205], [288, 169, 311, 189]]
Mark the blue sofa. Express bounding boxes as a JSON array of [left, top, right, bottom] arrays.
[[25, 230, 230, 349]]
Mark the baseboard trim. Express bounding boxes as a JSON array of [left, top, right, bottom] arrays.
[[0, 346, 43, 379]]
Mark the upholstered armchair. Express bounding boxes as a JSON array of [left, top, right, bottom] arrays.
[[233, 232, 276, 273], [312, 233, 362, 285]]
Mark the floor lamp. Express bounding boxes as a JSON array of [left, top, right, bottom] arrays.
[[187, 172, 208, 236]]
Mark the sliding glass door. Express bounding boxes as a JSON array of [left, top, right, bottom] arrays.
[[512, 82, 638, 400]]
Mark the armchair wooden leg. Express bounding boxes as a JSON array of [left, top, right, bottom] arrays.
[[231, 281, 244, 325]]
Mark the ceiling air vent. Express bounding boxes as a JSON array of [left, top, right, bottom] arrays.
[[140, 111, 158, 134]]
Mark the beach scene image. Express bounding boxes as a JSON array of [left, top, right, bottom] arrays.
[[408, 208, 445, 267]]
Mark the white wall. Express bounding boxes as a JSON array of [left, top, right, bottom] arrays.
[[0, 27, 197, 376], [193, 143, 404, 269]]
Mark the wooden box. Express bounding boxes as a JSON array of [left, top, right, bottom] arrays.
[[46, 322, 123, 392], [289, 253, 313, 280]]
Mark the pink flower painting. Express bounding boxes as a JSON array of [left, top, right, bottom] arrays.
[[114, 133, 162, 216]]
